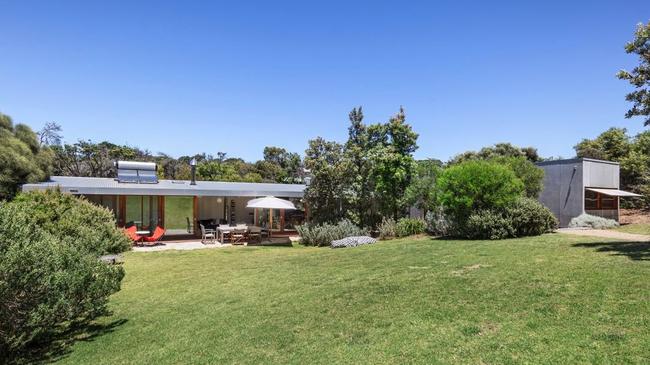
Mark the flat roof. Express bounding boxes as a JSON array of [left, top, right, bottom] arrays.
[[535, 157, 619, 167], [22, 176, 306, 198]]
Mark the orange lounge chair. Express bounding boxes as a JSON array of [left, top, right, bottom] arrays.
[[124, 226, 142, 244], [142, 226, 165, 246]]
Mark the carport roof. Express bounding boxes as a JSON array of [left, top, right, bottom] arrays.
[[585, 187, 642, 197]]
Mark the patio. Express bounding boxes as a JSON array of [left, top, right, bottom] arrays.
[[132, 236, 300, 252]]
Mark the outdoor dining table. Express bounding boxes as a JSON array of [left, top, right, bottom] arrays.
[[216, 225, 265, 243], [217, 226, 235, 243]]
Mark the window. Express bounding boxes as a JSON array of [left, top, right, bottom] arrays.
[[585, 190, 598, 210], [585, 190, 618, 210], [125, 196, 159, 230], [164, 196, 194, 235]]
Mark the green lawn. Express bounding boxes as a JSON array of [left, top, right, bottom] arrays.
[[614, 223, 650, 235], [55, 234, 650, 364]]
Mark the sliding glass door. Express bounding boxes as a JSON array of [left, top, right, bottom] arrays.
[[125, 196, 159, 231]]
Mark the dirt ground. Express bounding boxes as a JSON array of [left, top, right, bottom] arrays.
[[619, 209, 650, 225]]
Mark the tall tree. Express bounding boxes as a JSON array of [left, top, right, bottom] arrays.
[[368, 107, 419, 220], [343, 107, 375, 227], [618, 21, 650, 126], [303, 137, 350, 224], [256, 146, 303, 183], [37, 122, 63, 146], [0, 112, 53, 199]]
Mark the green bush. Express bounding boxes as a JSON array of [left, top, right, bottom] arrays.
[[378, 217, 397, 240], [296, 219, 368, 247], [492, 156, 544, 198], [460, 198, 557, 240], [10, 190, 131, 255], [507, 197, 558, 236], [0, 191, 128, 358], [395, 218, 426, 237], [463, 210, 515, 239], [437, 160, 524, 223]]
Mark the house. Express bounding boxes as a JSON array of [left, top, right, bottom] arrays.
[[536, 158, 641, 227], [22, 161, 307, 238]]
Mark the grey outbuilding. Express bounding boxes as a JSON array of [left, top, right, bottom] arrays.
[[536, 158, 642, 227]]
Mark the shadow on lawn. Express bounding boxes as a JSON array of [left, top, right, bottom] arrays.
[[7, 318, 127, 365], [572, 241, 650, 261]]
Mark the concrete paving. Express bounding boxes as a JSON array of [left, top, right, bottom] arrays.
[[132, 236, 300, 252], [557, 228, 650, 242]]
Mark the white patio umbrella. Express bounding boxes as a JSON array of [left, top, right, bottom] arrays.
[[246, 196, 296, 239]]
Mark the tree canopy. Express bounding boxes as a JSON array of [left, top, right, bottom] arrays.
[[0, 112, 52, 200], [618, 21, 650, 126]]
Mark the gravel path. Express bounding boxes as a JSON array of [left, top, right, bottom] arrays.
[[557, 228, 650, 242]]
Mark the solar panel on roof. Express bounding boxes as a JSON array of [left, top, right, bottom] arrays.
[[115, 161, 159, 184]]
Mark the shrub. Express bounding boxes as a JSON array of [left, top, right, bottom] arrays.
[[437, 160, 524, 223], [463, 209, 515, 240], [492, 156, 544, 198], [569, 214, 620, 229], [0, 191, 127, 358], [9, 190, 131, 255], [459, 198, 557, 240], [296, 219, 368, 247], [425, 207, 451, 236], [507, 197, 558, 236], [395, 218, 427, 237], [378, 217, 397, 240]]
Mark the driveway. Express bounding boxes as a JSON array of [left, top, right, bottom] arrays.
[[557, 228, 650, 242]]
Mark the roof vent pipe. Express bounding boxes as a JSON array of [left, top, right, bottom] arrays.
[[190, 158, 197, 185]]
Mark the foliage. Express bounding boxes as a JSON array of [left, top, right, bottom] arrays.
[[10, 190, 132, 255], [449, 142, 541, 164], [0, 112, 53, 200], [617, 21, 650, 126], [460, 198, 557, 240], [343, 107, 375, 227], [395, 217, 427, 237], [0, 192, 126, 359], [569, 214, 620, 229], [403, 159, 443, 217], [367, 108, 419, 220], [256, 146, 303, 183], [437, 160, 524, 223], [575, 128, 650, 208], [296, 219, 368, 247], [575, 127, 631, 161], [448, 144, 544, 199], [507, 197, 558, 236], [493, 156, 544, 198], [51, 140, 150, 177], [37, 121, 63, 146], [303, 138, 351, 224], [377, 217, 397, 240], [463, 209, 516, 240], [51, 138, 302, 184], [424, 207, 451, 236]]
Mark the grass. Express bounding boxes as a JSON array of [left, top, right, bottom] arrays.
[[614, 223, 650, 235], [54, 234, 650, 364]]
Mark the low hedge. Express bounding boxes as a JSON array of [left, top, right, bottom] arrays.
[[296, 219, 368, 247], [396, 218, 426, 237], [459, 198, 558, 240]]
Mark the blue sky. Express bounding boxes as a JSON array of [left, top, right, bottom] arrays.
[[1, 1, 649, 162]]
